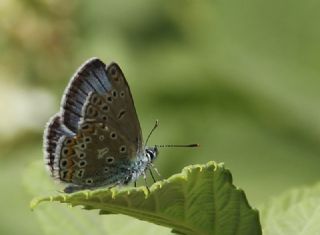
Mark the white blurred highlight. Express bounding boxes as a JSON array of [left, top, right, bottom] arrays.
[[0, 81, 55, 139]]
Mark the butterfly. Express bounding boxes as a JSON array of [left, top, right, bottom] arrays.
[[43, 58, 198, 193]]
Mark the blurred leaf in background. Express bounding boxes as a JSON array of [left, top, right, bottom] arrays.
[[1, 0, 320, 234]]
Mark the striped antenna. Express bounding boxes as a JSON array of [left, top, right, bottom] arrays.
[[156, 144, 200, 148]]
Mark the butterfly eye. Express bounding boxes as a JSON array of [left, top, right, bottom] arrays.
[[106, 156, 115, 164]]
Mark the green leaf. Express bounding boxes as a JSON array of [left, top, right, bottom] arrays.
[[31, 161, 261, 235], [260, 182, 320, 235]]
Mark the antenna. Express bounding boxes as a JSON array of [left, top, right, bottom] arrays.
[[145, 120, 200, 148], [156, 144, 200, 148], [145, 120, 159, 147]]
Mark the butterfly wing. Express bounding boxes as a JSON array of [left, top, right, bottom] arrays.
[[44, 58, 143, 189], [43, 114, 73, 176], [60, 58, 112, 133]]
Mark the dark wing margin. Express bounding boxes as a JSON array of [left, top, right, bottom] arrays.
[[43, 114, 73, 176], [60, 58, 112, 132]]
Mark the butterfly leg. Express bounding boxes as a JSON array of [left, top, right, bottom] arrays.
[[149, 168, 156, 183], [151, 163, 162, 178], [142, 172, 150, 193]]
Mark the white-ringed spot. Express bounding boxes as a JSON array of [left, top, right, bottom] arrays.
[[60, 159, 68, 169], [79, 143, 86, 150], [84, 136, 92, 143], [112, 90, 118, 98], [78, 152, 86, 159], [62, 147, 70, 157], [101, 104, 109, 112], [106, 156, 115, 164], [65, 138, 74, 146], [76, 169, 85, 178], [119, 145, 127, 153], [85, 178, 94, 185], [78, 160, 87, 168], [106, 96, 113, 103], [60, 170, 69, 180], [110, 132, 117, 139]]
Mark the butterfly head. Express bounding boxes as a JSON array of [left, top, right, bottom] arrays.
[[145, 146, 159, 162]]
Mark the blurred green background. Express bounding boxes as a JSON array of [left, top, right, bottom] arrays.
[[1, 0, 320, 234]]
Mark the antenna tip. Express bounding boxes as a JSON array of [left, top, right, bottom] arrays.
[[191, 144, 200, 147]]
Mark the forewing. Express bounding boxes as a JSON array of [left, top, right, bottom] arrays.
[[81, 62, 143, 150]]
